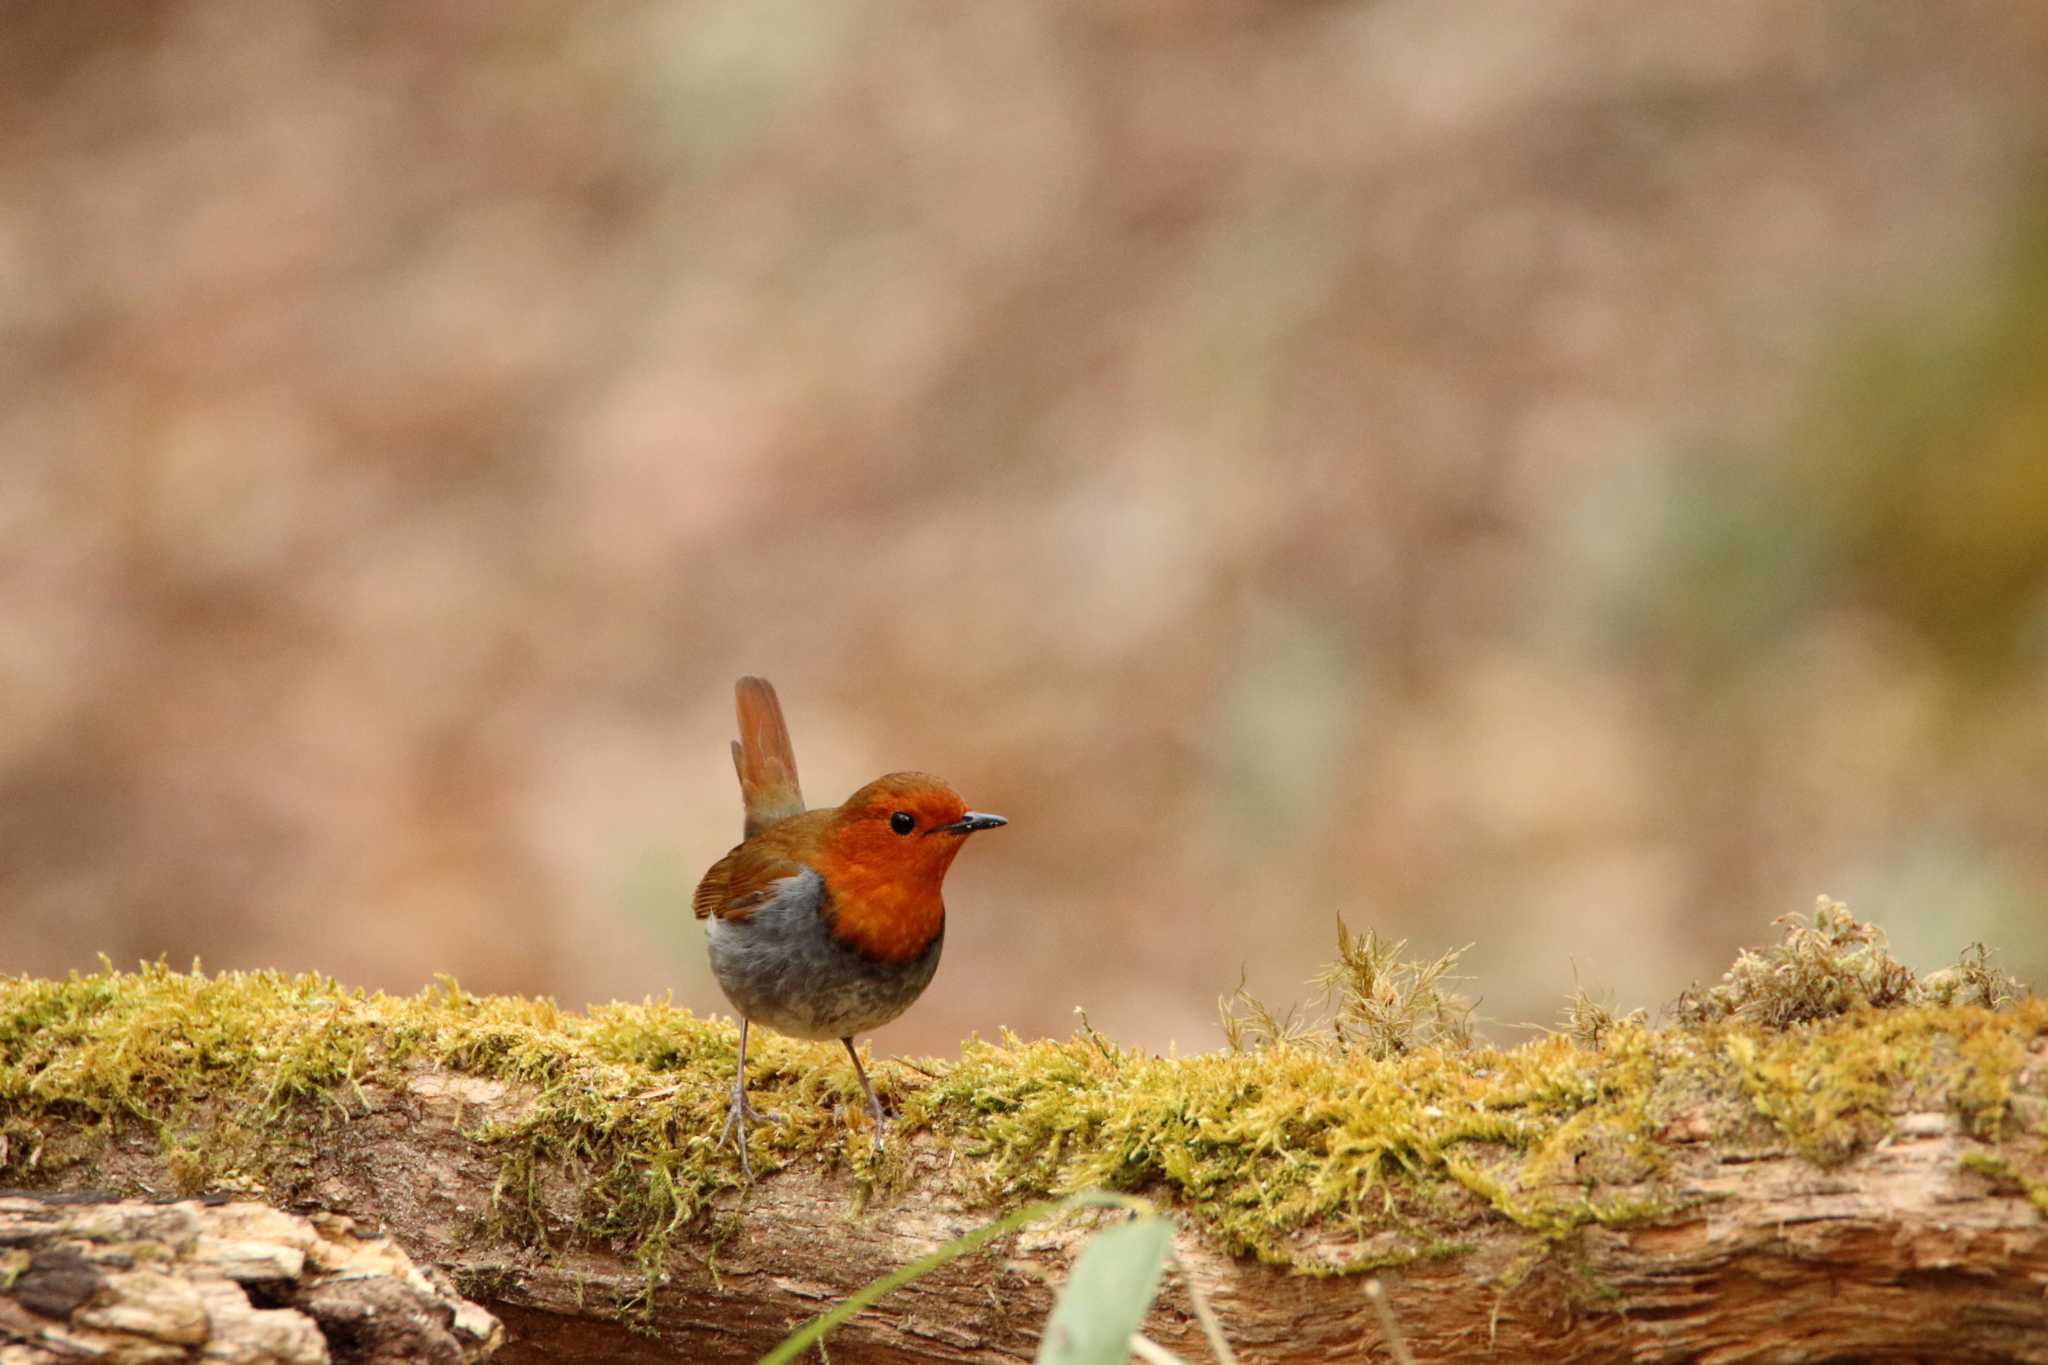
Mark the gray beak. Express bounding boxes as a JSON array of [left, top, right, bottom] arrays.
[[937, 811, 1007, 835]]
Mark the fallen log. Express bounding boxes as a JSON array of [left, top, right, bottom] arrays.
[[1, 956, 2043, 1362]]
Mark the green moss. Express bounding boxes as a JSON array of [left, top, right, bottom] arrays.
[[1718, 1014, 1926, 1166], [0, 961, 2042, 1295], [1951, 1021, 2026, 1137], [915, 1016, 1687, 1265], [1710, 998, 2048, 1165]]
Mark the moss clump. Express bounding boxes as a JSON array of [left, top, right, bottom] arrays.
[[1718, 1011, 1932, 1165], [1922, 943, 2028, 1011], [1660, 898, 2037, 1163], [1557, 983, 1648, 1051], [1674, 895, 2027, 1027], [1219, 918, 1473, 1058]]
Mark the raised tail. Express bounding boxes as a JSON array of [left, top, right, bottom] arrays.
[[732, 676, 806, 836]]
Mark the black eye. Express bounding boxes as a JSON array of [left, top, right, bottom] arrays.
[[889, 811, 915, 835]]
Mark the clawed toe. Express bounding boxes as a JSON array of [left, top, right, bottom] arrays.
[[719, 1019, 784, 1176], [857, 1086, 891, 1157], [840, 1036, 896, 1161], [719, 1090, 784, 1175], [720, 1095, 780, 1134]]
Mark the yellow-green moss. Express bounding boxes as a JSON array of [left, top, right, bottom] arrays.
[[1707, 1000, 2048, 1165], [1952, 1021, 2027, 1138], [906, 1017, 1701, 1263], [1719, 1013, 1928, 1166], [1, 963, 2043, 1287]]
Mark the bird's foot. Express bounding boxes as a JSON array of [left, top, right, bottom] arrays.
[[863, 1095, 889, 1157], [718, 1089, 783, 1176], [839, 1038, 894, 1160]]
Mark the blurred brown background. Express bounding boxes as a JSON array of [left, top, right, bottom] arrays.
[[4, 2, 2046, 1055]]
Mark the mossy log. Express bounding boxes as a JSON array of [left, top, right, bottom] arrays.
[[1, 969, 2045, 1363]]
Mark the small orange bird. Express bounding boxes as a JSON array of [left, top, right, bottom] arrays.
[[694, 676, 1006, 1173]]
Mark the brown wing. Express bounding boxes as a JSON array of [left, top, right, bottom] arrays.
[[690, 849, 736, 921], [731, 676, 805, 837], [691, 826, 815, 921]]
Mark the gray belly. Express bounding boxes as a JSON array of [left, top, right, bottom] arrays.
[[703, 870, 943, 1041]]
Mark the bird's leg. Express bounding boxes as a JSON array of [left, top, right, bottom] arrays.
[[718, 1018, 781, 1176], [841, 1036, 888, 1154]]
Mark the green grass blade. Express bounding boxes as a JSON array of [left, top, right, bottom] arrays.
[[758, 1192, 1146, 1365], [1033, 1215, 1174, 1365]]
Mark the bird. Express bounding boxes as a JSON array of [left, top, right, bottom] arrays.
[[693, 676, 1006, 1174]]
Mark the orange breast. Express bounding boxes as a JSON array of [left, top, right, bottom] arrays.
[[813, 854, 946, 964]]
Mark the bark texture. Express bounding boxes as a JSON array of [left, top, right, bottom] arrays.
[[0, 1191, 500, 1364], [15, 1065, 2048, 1365]]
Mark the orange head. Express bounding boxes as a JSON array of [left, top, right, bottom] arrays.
[[811, 772, 1007, 963]]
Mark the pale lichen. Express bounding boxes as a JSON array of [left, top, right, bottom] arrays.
[[1673, 895, 2024, 1027], [1218, 919, 1473, 1058]]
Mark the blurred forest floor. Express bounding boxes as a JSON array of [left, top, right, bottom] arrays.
[[2, 2, 2045, 1052]]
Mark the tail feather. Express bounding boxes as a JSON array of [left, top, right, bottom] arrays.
[[732, 676, 805, 836]]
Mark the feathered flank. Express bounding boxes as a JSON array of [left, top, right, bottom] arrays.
[[731, 675, 806, 837]]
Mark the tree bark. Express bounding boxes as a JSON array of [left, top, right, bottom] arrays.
[[0, 1190, 501, 1364], [8, 1053, 2046, 1365]]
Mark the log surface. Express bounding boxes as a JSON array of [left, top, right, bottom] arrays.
[[16, 1063, 2047, 1365]]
